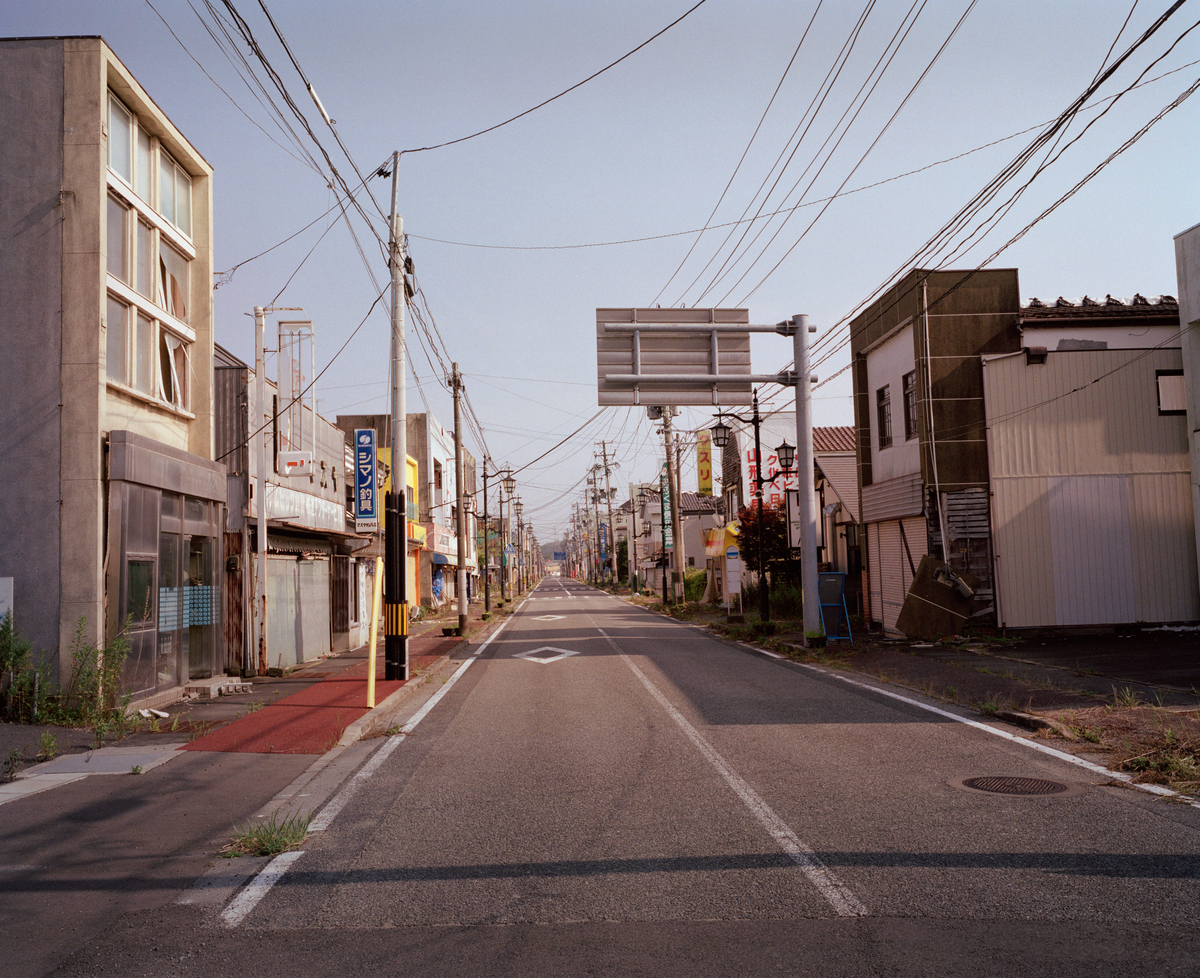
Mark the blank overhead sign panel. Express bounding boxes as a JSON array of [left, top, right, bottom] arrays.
[[597, 308, 756, 407]]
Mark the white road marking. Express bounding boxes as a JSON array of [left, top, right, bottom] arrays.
[[795, 663, 1200, 811], [514, 647, 580, 664], [220, 615, 515, 926], [219, 849, 305, 928], [595, 627, 868, 918]]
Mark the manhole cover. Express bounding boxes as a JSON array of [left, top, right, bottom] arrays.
[[962, 776, 1069, 796]]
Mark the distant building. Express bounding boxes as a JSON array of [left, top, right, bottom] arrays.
[[717, 421, 863, 613], [0, 38, 223, 706]]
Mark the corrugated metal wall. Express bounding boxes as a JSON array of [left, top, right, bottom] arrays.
[[985, 349, 1197, 627], [267, 556, 332, 668], [868, 517, 927, 633]]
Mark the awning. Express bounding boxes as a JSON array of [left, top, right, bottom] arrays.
[[431, 553, 451, 565]]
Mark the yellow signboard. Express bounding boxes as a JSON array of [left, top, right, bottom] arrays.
[[697, 429, 713, 497]]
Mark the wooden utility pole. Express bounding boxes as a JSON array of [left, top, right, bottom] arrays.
[[452, 363, 467, 635]]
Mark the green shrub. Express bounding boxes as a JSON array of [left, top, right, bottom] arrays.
[[0, 611, 52, 723], [770, 583, 803, 619], [684, 569, 707, 602]]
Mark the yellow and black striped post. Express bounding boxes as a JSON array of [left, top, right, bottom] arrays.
[[384, 489, 409, 680]]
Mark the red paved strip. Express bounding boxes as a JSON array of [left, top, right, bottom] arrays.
[[182, 640, 462, 754]]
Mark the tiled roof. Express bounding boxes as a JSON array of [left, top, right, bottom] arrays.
[[1020, 294, 1178, 321], [814, 425, 855, 453]]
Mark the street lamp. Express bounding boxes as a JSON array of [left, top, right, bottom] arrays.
[[711, 389, 797, 625], [462, 492, 474, 607], [514, 497, 524, 595], [500, 470, 516, 599]]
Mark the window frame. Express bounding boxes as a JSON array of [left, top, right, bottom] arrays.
[[876, 385, 892, 450], [1156, 369, 1186, 416], [105, 91, 195, 416], [902, 370, 918, 441]]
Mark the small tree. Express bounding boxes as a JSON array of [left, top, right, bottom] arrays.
[[736, 501, 793, 583], [617, 539, 629, 582]]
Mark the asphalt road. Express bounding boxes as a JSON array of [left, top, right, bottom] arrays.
[[16, 580, 1200, 977]]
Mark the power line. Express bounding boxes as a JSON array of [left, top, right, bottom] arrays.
[[398, 0, 711, 155]]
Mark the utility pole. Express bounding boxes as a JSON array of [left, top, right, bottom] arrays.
[[597, 442, 618, 586], [385, 151, 408, 681], [452, 363, 467, 636], [630, 486, 640, 595], [253, 305, 268, 677], [663, 409, 684, 603], [792, 313, 821, 641], [252, 303, 301, 676]]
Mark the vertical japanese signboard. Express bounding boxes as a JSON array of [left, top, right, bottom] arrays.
[[660, 465, 673, 551], [696, 429, 713, 496], [354, 429, 379, 534]]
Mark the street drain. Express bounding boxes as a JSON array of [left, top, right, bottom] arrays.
[[962, 776, 1069, 796]]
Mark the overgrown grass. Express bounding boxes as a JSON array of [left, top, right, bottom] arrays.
[[222, 811, 313, 857], [1, 613, 132, 741]]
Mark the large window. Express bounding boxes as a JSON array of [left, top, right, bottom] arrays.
[[106, 92, 195, 413], [106, 295, 128, 385], [108, 92, 192, 231], [877, 385, 892, 450], [903, 370, 918, 441], [159, 150, 192, 237]]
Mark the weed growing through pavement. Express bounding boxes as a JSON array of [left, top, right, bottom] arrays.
[[1, 613, 132, 737], [1113, 686, 1145, 708], [978, 700, 1000, 716], [129, 764, 143, 775], [222, 811, 313, 858], [37, 731, 59, 761], [186, 720, 216, 743], [4, 747, 27, 782]]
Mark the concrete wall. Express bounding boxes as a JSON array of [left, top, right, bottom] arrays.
[[0, 40, 68, 662]]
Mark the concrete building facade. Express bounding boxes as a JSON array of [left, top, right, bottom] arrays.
[[0, 38, 223, 705]]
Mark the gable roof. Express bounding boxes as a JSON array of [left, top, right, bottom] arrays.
[[814, 425, 855, 453]]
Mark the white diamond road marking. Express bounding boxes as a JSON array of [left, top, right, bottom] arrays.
[[514, 646, 580, 664], [533, 614, 565, 621]]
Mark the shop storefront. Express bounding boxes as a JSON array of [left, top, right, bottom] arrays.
[[106, 431, 225, 701]]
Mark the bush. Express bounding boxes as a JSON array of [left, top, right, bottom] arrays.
[[684, 569, 707, 602], [60, 618, 131, 723], [0, 614, 131, 731], [0, 611, 51, 723], [770, 583, 803, 619]]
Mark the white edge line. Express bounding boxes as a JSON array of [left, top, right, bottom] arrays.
[[219, 849, 305, 927], [226, 615, 514, 925], [595, 627, 867, 918], [794, 661, 1200, 811]]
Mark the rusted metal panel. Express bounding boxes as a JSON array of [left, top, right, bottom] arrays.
[[861, 472, 925, 523], [222, 530, 244, 675]]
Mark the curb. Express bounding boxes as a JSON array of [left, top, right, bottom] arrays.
[[334, 611, 511, 747]]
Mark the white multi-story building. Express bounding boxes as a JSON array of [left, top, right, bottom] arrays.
[[0, 38, 223, 706]]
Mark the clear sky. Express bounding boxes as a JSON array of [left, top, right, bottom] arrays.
[[6, 0, 1198, 545]]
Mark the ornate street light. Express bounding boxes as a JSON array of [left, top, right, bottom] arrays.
[[710, 419, 732, 450], [776, 439, 796, 474], [514, 497, 524, 594]]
